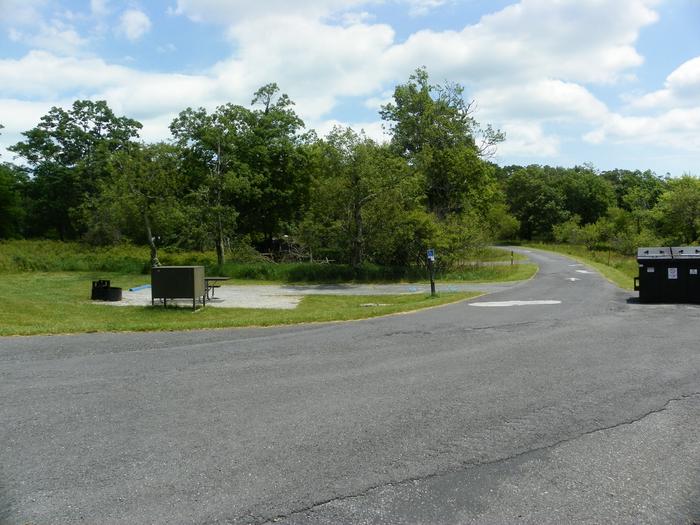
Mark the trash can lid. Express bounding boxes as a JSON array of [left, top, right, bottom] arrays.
[[637, 247, 673, 260], [671, 246, 700, 259]]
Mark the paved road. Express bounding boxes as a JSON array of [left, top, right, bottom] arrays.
[[1, 249, 699, 524]]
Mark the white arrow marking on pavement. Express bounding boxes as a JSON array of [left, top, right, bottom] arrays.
[[567, 278, 580, 282], [470, 300, 562, 307]]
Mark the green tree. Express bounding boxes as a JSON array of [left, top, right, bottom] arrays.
[[654, 175, 700, 244], [81, 143, 187, 265], [602, 168, 666, 235], [300, 127, 425, 267], [601, 169, 666, 211], [170, 103, 252, 265], [505, 166, 569, 239], [9, 100, 141, 239], [0, 162, 28, 238], [380, 68, 504, 219], [558, 165, 615, 225], [0, 124, 28, 238], [239, 83, 310, 248]]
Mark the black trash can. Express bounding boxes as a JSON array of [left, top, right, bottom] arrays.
[[91, 280, 122, 301], [672, 246, 700, 303], [635, 246, 700, 303]]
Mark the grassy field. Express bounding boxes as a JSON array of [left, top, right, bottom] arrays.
[[0, 240, 530, 282], [525, 243, 637, 290], [0, 241, 538, 336], [0, 272, 481, 336]]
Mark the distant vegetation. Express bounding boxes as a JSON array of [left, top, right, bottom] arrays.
[[0, 240, 534, 284], [1, 67, 698, 277]]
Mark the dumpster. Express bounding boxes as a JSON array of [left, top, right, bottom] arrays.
[[672, 246, 700, 303], [635, 246, 700, 303]]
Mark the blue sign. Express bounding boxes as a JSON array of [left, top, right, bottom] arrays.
[[427, 249, 435, 261]]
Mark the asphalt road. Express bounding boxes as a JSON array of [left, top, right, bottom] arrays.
[[1, 248, 699, 524]]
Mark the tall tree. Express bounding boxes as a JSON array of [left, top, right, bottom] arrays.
[[505, 166, 569, 240], [82, 142, 186, 264], [654, 175, 700, 244], [557, 165, 615, 225], [170, 104, 251, 265], [239, 83, 309, 248], [0, 125, 26, 238], [380, 68, 504, 219], [0, 124, 28, 238], [300, 127, 426, 267], [9, 100, 141, 239]]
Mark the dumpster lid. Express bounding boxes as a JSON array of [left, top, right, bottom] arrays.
[[671, 246, 700, 259], [637, 247, 673, 260]]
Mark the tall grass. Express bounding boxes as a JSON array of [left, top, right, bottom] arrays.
[[0, 240, 534, 283], [0, 240, 151, 273]]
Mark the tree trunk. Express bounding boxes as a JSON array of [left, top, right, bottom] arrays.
[[215, 139, 226, 267], [143, 208, 159, 268], [216, 226, 225, 267], [351, 200, 363, 268]]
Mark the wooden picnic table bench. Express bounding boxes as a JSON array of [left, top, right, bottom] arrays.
[[205, 276, 230, 299]]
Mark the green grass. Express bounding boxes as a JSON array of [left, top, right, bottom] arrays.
[[0, 240, 534, 284], [466, 247, 529, 262], [442, 263, 538, 282], [0, 272, 481, 336], [525, 243, 636, 290]]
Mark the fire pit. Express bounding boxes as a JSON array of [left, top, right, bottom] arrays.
[[91, 280, 122, 301]]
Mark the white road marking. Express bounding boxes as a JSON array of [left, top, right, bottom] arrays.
[[470, 300, 562, 307], [567, 278, 580, 282], [575, 270, 593, 274]]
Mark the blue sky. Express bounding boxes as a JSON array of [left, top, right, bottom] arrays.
[[1, 0, 699, 175]]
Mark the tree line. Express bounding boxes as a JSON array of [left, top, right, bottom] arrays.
[[1, 68, 699, 269]]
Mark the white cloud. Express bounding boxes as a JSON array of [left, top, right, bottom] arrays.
[[173, 0, 367, 23], [0, 51, 135, 98], [0, 0, 47, 25], [0, 98, 61, 159], [629, 56, 700, 110], [118, 9, 151, 41], [90, 0, 110, 17], [585, 108, 700, 151], [495, 121, 560, 158], [7, 0, 699, 167], [406, 0, 448, 17], [474, 80, 609, 123], [8, 20, 87, 55]]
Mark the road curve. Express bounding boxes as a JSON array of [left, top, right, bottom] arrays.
[[1, 248, 699, 524]]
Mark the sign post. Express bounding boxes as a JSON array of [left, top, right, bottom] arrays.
[[427, 249, 436, 297]]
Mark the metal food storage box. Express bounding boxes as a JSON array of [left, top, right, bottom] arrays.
[[151, 266, 206, 309]]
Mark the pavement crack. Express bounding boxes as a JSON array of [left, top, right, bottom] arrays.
[[248, 391, 700, 524]]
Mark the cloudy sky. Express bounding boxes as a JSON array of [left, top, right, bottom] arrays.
[[1, 0, 698, 175]]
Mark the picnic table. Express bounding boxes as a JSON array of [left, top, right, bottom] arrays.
[[205, 276, 230, 299]]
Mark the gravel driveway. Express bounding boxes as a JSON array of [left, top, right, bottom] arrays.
[[102, 281, 526, 309]]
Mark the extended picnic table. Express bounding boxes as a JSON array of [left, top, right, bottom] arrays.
[[205, 276, 230, 299]]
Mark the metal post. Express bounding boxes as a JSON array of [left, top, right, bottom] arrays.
[[428, 259, 436, 297]]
